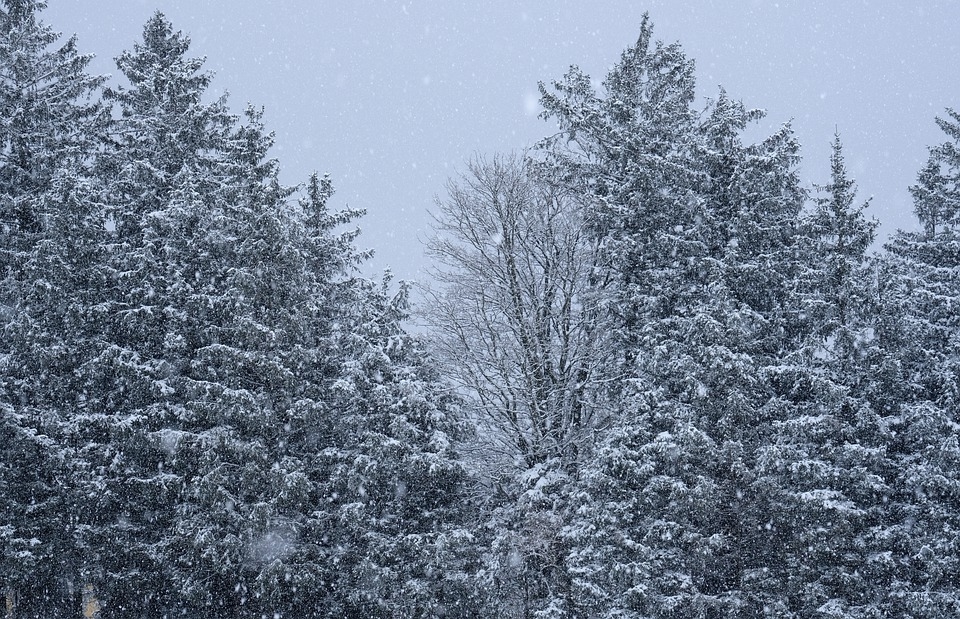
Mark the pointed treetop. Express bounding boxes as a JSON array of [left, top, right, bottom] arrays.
[[602, 13, 654, 102], [137, 11, 190, 63], [909, 110, 960, 238], [811, 132, 876, 258], [111, 11, 210, 108], [826, 132, 857, 209], [602, 13, 696, 122], [701, 88, 765, 148]]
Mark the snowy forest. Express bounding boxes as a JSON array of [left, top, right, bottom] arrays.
[[2, 1, 960, 618]]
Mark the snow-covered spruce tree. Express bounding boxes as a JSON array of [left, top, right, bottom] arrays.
[[0, 168, 111, 618], [84, 17, 330, 617], [538, 21, 713, 616], [161, 110, 474, 619], [423, 155, 609, 617], [69, 14, 476, 617], [0, 401, 71, 618], [70, 14, 246, 615], [154, 107, 316, 619], [313, 276, 479, 619], [0, 0, 108, 614], [693, 91, 806, 344], [539, 19, 820, 617], [684, 91, 809, 616], [887, 109, 960, 402], [796, 134, 879, 371], [756, 134, 891, 617], [867, 109, 960, 617], [0, 0, 107, 293], [537, 22, 704, 617]]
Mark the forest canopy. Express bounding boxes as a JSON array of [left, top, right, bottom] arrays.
[[2, 3, 959, 618]]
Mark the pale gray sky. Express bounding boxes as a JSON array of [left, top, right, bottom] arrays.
[[48, 1, 960, 281]]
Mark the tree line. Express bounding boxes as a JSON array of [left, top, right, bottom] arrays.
[[2, 2, 959, 618]]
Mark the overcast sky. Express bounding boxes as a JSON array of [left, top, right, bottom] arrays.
[[46, 1, 960, 281]]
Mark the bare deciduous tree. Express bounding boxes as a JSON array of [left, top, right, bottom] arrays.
[[423, 154, 611, 478], [423, 153, 617, 616]]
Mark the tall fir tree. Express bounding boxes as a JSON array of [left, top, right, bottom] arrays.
[[154, 106, 314, 619], [311, 277, 478, 618], [1, 168, 111, 618], [756, 134, 890, 617], [71, 14, 245, 615], [799, 134, 879, 366], [871, 109, 960, 617], [539, 20, 819, 617], [64, 13, 478, 617], [0, 1, 108, 615], [0, 0, 107, 288]]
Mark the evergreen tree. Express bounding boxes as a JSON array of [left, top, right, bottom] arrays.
[[81, 13, 246, 614], [538, 33, 706, 615], [539, 20, 814, 617], [155, 107, 311, 619], [870, 109, 960, 617], [801, 134, 878, 364], [755, 134, 890, 617], [0, 0, 106, 288], [0, 169, 110, 618], [70, 14, 477, 617], [0, 1, 107, 614], [313, 277, 477, 618], [888, 109, 960, 395]]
